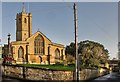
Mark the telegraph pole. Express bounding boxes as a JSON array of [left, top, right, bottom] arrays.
[[73, 2, 79, 81]]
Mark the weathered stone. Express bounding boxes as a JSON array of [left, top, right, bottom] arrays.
[[2, 65, 108, 81]]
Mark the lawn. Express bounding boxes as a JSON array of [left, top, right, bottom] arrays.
[[17, 64, 75, 71]]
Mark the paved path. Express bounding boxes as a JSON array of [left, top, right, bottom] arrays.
[[91, 72, 120, 82]]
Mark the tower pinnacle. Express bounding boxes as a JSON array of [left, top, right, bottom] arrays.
[[22, 2, 25, 12]]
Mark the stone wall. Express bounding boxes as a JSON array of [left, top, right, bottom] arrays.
[[27, 68, 73, 80], [2, 64, 108, 81]]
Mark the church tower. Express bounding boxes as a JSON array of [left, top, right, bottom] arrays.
[[16, 3, 32, 41]]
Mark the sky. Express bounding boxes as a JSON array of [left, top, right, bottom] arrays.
[[2, 2, 118, 59], [1, 0, 120, 2]]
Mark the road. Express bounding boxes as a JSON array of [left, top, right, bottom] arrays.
[[91, 72, 120, 82]]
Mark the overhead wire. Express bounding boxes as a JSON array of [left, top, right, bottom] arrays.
[[77, 5, 117, 44], [76, 5, 118, 56]]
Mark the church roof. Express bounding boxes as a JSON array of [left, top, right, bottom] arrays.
[[26, 31, 52, 42], [26, 31, 64, 47], [52, 42, 64, 48]]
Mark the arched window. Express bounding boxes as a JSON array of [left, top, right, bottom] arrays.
[[34, 34, 44, 55], [24, 18, 27, 23], [18, 46, 24, 58], [55, 48, 60, 60]]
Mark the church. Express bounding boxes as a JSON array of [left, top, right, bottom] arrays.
[[7, 5, 65, 64]]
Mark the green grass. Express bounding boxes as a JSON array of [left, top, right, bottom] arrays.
[[17, 64, 75, 71]]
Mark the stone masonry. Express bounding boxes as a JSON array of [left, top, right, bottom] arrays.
[[2, 64, 108, 81]]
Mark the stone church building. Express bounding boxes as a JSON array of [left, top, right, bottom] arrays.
[[8, 6, 65, 64]]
